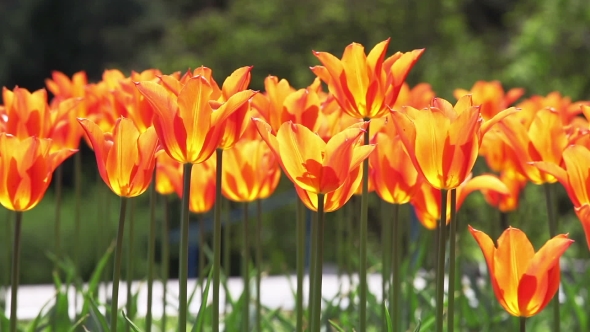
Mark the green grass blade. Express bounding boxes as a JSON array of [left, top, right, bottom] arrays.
[[384, 304, 393, 332], [67, 314, 89, 332], [328, 320, 346, 332], [123, 310, 142, 332], [24, 294, 54, 332], [412, 319, 422, 332], [86, 294, 110, 332], [191, 268, 213, 332]]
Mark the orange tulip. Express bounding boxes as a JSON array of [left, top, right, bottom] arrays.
[[171, 152, 217, 214], [497, 108, 569, 184], [453, 81, 524, 121], [369, 122, 419, 204], [412, 174, 509, 229], [45, 71, 88, 103], [222, 138, 281, 202], [0, 134, 75, 211], [296, 163, 363, 212], [391, 95, 516, 190], [254, 119, 374, 195], [1, 87, 53, 139], [251, 76, 297, 131], [469, 226, 573, 317], [481, 171, 528, 213], [392, 82, 436, 111], [535, 144, 590, 249], [136, 74, 256, 164], [155, 152, 181, 196], [311, 39, 424, 119], [78, 117, 160, 197]]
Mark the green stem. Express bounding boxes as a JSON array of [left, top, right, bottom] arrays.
[[213, 149, 224, 332], [390, 203, 401, 332], [9, 211, 23, 332], [308, 207, 318, 325], [359, 120, 370, 332], [435, 189, 448, 332], [499, 211, 509, 234], [255, 199, 262, 332], [126, 198, 136, 332], [110, 197, 129, 331], [310, 194, 325, 332], [223, 198, 231, 315], [346, 198, 354, 313], [296, 198, 305, 332], [198, 215, 205, 292], [161, 195, 170, 332], [520, 316, 526, 332], [381, 202, 391, 332], [54, 165, 63, 272], [447, 189, 457, 332], [544, 183, 559, 332], [242, 202, 250, 332], [3, 210, 13, 313], [146, 167, 157, 332], [73, 152, 82, 314], [179, 163, 193, 332]]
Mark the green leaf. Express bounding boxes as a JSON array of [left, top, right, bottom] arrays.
[[191, 268, 213, 332], [122, 311, 142, 332], [86, 294, 110, 332], [328, 319, 346, 332], [81, 242, 115, 317], [24, 295, 54, 332], [412, 319, 422, 332], [67, 314, 90, 332], [384, 304, 393, 332]]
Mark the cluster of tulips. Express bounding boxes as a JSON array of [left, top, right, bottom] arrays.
[[1, 37, 589, 332]]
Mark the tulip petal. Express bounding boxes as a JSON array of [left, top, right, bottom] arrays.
[[493, 228, 535, 316], [276, 122, 325, 193], [517, 234, 573, 316]]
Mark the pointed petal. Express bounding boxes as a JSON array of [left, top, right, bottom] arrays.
[[518, 234, 573, 316], [493, 227, 535, 316]]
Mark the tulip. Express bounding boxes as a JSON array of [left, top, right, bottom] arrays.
[[311, 39, 424, 119], [391, 95, 516, 190], [535, 144, 590, 250], [254, 119, 374, 195], [0, 135, 75, 212], [469, 226, 573, 318], [136, 74, 255, 164], [454, 80, 524, 121], [79, 117, 160, 197]]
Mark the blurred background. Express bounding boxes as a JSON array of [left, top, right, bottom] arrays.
[[1, 0, 590, 284]]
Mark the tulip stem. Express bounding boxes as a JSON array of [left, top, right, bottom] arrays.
[[520, 317, 526, 332], [447, 189, 457, 332], [311, 194, 325, 332], [213, 149, 224, 332], [198, 214, 205, 292], [390, 203, 401, 332], [544, 183, 559, 332], [309, 207, 318, 324], [146, 166, 157, 332], [9, 211, 23, 332], [381, 201, 391, 332], [126, 199, 136, 332], [223, 198, 231, 315], [110, 197, 128, 331], [296, 198, 305, 332], [73, 152, 82, 315], [255, 199, 263, 332], [359, 120, 370, 332], [179, 163, 192, 332], [242, 202, 250, 331], [54, 165, 63, 273], [436, 189, 448, 332], [161, 195, 170, 332]]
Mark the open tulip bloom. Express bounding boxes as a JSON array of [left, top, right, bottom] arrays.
[[469, 226, 573, 318], [253, 119, 374, 197]]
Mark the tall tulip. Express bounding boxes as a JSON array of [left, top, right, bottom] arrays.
[[0, 134, 75, 332], [78, 117, 159, 331]]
